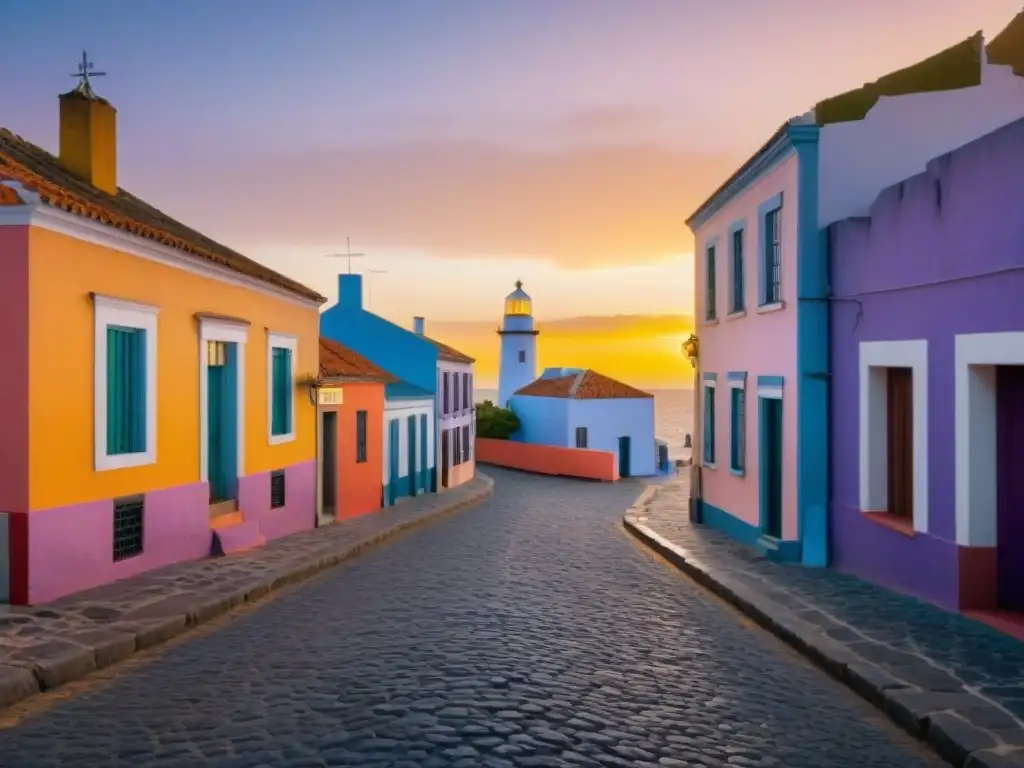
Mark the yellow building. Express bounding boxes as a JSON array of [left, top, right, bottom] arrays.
[[0, 73, 325, 605]]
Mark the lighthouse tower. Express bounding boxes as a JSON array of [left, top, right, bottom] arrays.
[[497, 280, 539, 407]]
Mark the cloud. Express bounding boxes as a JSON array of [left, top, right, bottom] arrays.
[[143, 139, 737, 269]]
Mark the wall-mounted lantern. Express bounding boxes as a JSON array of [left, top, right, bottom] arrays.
[[681, 334, 699, 369], [297, 374, 321, 406]]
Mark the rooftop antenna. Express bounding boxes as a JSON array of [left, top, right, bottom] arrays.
[[366, 268, 388, 310], [70, 51, 106, 97], [325, 237, 365, 274]]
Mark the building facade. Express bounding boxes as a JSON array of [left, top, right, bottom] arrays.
[[320, 274, 475, 495], [689, 122, 826, 566], [829, 115, 1024, 615], [0, 78, 323, 604], [687, 15, 1024, 568], [316, 337, 394, 522], [383, 382, 436, 505], [512, 369, 656, 477]]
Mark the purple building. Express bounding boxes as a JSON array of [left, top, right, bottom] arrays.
[[829, 114, 1024, 618]]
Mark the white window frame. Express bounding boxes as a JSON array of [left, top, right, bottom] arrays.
[[858, 340, 929, 533], [93, 294, 159, 472], [267, 332, 298, 445], [199, 317, 247, 482], [954, 332, 1024, 547]]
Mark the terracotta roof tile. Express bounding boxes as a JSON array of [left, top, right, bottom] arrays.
[[515, 369, 652, 400], [426, 336, 475, 364], [319, 337, 397, 382], [0, 128, 326, 303]]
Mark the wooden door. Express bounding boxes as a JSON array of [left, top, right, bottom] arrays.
[[886, 368, 914, 521]]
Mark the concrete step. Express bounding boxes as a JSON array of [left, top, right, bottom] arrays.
[[211, 517, 265, 556]]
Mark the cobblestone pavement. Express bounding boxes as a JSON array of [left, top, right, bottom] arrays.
[[626, 474, 1024, 767], [0, 476, 493, 710], [0, 469, 944, 767]]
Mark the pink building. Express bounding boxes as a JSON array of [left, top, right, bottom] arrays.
[[687, 18, 1024, 568]]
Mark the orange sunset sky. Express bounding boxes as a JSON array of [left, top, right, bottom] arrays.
[[5, 1, 1020, 389]]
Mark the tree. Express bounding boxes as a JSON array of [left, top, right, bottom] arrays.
[[475, 399, 520, 440]]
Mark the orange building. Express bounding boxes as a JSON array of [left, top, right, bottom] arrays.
[[317, 338, 394, 520], [0, 69, 324, 604]]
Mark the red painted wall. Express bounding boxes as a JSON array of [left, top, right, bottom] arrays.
[[0, 225, 30, 603], [475, 438, 618, 482], [0, 226, 29, 514], [325, 381, 385, 518]]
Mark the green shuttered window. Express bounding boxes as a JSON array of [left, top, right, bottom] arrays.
[[271, 346, 292, 436], [730, 387, 745, 472], [107, 326, 147, 455], [703, 385, 716, 464]]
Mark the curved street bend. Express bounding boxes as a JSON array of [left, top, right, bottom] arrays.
[[0, 469, 944, 768]]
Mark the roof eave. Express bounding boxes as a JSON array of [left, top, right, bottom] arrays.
[[685, 123, 801, 233]]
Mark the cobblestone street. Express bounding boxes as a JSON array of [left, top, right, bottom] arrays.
[[0, 469, 944, 767]]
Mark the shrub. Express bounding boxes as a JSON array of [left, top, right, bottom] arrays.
[[476, 399, 520, 440]]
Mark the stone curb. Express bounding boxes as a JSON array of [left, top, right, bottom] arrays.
[[0, 474, 495, 714], [623, 493, 1024, 768]]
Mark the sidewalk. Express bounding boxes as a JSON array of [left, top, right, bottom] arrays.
[[624, 476, 1024, 768], [0, 474, 493, 712]]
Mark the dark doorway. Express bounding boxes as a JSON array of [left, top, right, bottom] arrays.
[[997, 365, 1024, 611], [886, 367, 914, 522], [760, 397, 783, 539], [618, 435, 631, 478], [441, 429, 450, 488], [321, 411, 337, 519]]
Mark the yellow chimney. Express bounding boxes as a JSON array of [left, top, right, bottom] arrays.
[[58, 84, 117, 196]]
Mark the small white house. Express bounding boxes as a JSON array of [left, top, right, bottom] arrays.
[[510, 368, 656, 477], [383, 381, 436, 506]]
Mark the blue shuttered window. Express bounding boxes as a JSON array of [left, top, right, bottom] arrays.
[[731, 229, 745, 313], [705, 245, 717, 320], [764, 208, 782, 304], [271, 346, 292, 436], [730, 387, 745, 472], [703, 385, 716, 464], [107, 326, 147, 455]]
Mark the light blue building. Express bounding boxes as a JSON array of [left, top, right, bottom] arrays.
[[510, 368, 657, 477], [497, 281, 539, 408]]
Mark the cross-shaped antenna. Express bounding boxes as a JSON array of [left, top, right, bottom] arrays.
[[366, 269, 388, 310], [325, 237, 365, 274], [70, 51, 106, 94]]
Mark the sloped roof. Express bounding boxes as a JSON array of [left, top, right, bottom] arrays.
[[318, 337, 397, 382], [814, 33, 984, 125], [515, 369, 652, 400], [987, 9, 1024, 76], [385, 380, 433, 399], [426, 336, 475, 364], [816, 11, 1024, 126], [0, 118, 325, 303]]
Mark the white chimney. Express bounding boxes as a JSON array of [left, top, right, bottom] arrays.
[[413, 316, 425, 335]]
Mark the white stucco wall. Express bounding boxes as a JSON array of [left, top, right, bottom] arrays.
[[818, 59, 1024, 227], [383, 398, 435, 485]]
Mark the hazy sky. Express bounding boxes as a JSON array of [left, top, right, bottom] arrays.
[[2, 1, 1019, 328]]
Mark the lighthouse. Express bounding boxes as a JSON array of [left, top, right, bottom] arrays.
[[497, 280, 539, 407]]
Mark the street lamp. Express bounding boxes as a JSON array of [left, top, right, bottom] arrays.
[[681, 334, 699, 368]]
